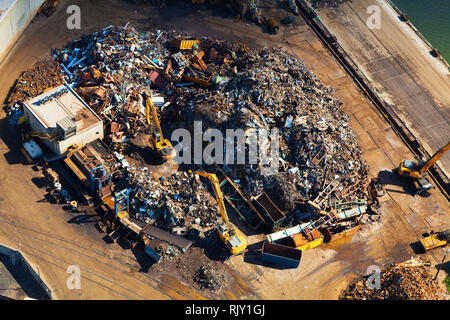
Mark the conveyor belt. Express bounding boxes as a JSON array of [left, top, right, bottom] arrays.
[[132, 218, 192, 252]]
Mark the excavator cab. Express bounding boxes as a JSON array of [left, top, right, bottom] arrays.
[[145, 94, 176, 161], [398, 159, 420, 178], [398, 142, 449, 191], [217, 222, 247, 255]]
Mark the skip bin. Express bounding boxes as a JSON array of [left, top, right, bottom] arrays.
[[261, 243, 302, 268], [253, 193, 285, 229], [289, 230, 324, 251]]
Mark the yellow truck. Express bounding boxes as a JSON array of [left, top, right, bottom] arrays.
[[420, 230, 449, 251]]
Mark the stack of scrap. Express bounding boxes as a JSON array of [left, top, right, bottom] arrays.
[[6, 58, 64, 105], [193, 262, 229, 291], [8, 24, 372, 244], [341, 259, 446, 300], [124, 166, 220, 230]]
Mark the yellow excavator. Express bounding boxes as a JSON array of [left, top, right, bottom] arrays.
[[145, 94, 176, 161], [194, 171, 247, 255], [398, 141, 449, 195]]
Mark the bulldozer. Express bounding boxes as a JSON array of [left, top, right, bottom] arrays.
[[195, 171, 247, 256], [397, 141, 449, 195], [145, 94, 176, 161]]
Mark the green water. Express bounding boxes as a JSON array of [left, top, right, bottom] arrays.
[[391, 0, 450, 62]]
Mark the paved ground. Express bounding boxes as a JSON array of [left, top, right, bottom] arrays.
[[0, 0, 448, 299], [316, 0, 450, 177]]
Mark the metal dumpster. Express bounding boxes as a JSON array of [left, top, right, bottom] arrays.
[[289, 230, 324, 251], [261, 243, 302, 268], [144, 245, 162, 263], [253, 192, 285, 229]]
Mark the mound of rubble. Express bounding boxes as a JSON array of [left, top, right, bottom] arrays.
[[6, 58, 64, 105], [125, 168, 220, 230], [193, 262, 229, 291], [7, 24, 371, 242], [340, 259, 446, 300]]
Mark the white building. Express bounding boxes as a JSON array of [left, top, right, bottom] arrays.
[[23, 83, 104, 155]]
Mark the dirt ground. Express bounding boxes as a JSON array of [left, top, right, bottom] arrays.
[[316, 0, 450, 177], [0, 0, 448, 300]]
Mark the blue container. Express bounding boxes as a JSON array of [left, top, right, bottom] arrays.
[[261, 243, 302, 268], [144, 245, 162, 263]]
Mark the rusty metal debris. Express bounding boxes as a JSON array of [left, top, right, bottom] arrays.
[[6, 58, 64, 105], [7, 23, 378, 265], [193, 262, 229, 291], [340, 258, 446, 300]]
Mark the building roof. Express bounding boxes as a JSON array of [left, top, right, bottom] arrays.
[[24, 83, 102, 132]]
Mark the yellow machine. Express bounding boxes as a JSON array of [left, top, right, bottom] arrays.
[[194, 171, 247, 255], [398, 141, 449, 195], [145, 94, 176, 161], [420, 230, 449, 251], [398, 142, 450, 179]]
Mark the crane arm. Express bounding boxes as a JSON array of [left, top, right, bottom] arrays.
[[145, 94, 164, 141], [419, 141, 450, 174], [194, 171, 230, 227]]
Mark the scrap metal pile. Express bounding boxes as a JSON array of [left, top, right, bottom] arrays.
[[123, 167, 220, 230], [6, 58, 64, 106], [340, 259, 446, 300], [308, 0, 351, 8], [193, 262, 229, 291], [9, 23, 371, 238]]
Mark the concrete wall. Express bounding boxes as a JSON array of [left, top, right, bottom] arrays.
[[0, 0, 46, 63], [0, 243, 52, 299]]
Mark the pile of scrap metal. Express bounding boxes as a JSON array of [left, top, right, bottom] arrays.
[[7, 24, 381, 263], [190, 0, 297, 33], [340, 258, 447, 300], [5, 58, 64, 106]]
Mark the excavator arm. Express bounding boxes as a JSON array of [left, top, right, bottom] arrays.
[[419, 142, 450, 175], [145, 94, 163, 143], [194, 171, 230, 228], [194, 170, 247, 255]]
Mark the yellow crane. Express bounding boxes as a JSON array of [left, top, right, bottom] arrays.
[[398, 141, 449, 195], [145, 94, 176, 161], [194, 171, 247, 255]]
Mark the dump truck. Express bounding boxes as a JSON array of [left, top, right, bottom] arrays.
[[420, 230, 449, 251]]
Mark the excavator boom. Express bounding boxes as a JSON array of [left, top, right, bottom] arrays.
[[194, 171, 230, 227], [419, 142, 450, 174], [144, 93, 175, 161], [145, 94, 163, 142], [194, 171, 247, 255]]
